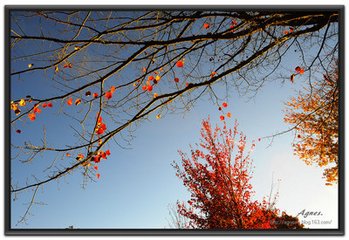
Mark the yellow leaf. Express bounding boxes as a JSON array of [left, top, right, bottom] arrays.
[[19, 99, 26, 107], [155, 75, 161, 81], [156, 114, 161, 119]]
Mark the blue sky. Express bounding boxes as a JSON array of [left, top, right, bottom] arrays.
[[9, 10, 339, 229]]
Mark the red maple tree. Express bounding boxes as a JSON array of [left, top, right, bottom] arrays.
[[172, 118, 303, 229]]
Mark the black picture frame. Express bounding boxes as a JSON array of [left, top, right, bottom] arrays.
[[4, 5, 345, 236]]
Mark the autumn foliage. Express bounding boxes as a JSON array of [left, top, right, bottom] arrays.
[[284, 66, 339, 185], [172, 118, 303, 229]]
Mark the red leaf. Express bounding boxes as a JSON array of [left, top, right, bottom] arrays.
[[174, 77, 179, 83], [105, 91, 113, 100], [67, 98, 73, 106], [105, 149, 111, 156], [100, 123, 107, 131], [142, 85, 147, 91], [96, 127, 105, 135], [93, 93, 99, 98], [148, 76, 154, 81], [101, 151, 107, 159], [33, 107, 41, 114], [176, 60, 184, 68], [47, 102, 53, 108], [147, 85, 153, 92], [220, 115, 225, 121], [222, 102, 228, 108], [96, 173, 101, 179], [93, 155, 101, 163], [94, 165, 98, 170], [203, 23, 210, 29], [42, 103, 48, 108]]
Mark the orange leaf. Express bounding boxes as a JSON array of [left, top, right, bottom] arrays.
[[67, 98, 73, 106], [210, 71, 217, 78], [93, 93, 99, 98], [226, 112, 232, 118], [148, 76, 154, 81], [66, 153, 71, 157], [110, 86, 116, 93], [96, 173, 101, 179], [77, 153, 84, 161], [33, 107, 41, 114], [142, 85, 147, 91], [203, 23, 210, 29], [28, 113, 36, 121]]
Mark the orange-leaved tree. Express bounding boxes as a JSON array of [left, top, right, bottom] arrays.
[[284, 66, 339, 185], [172, 118, 303, 229]]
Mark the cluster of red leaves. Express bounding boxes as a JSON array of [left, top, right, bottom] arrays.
[[74, 149, 111, 180], [173, 118, 303, 229], [218, 102, 231, 121], [27, 102, 54, 122], [66, 90, 100, 106], [229, 19, 238, 32], [295, 66, 305, 75], [105, 86, 116, 100], [92, 149, 111, 163], [283, 27, 294, 35], [290, 65, 305, 83], [95, 116, 107, 135]]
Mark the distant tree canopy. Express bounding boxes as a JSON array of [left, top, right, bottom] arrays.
[[284, 65, 339, 185], [172, 118, 304, 229], [9, 9, 340, 224]]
